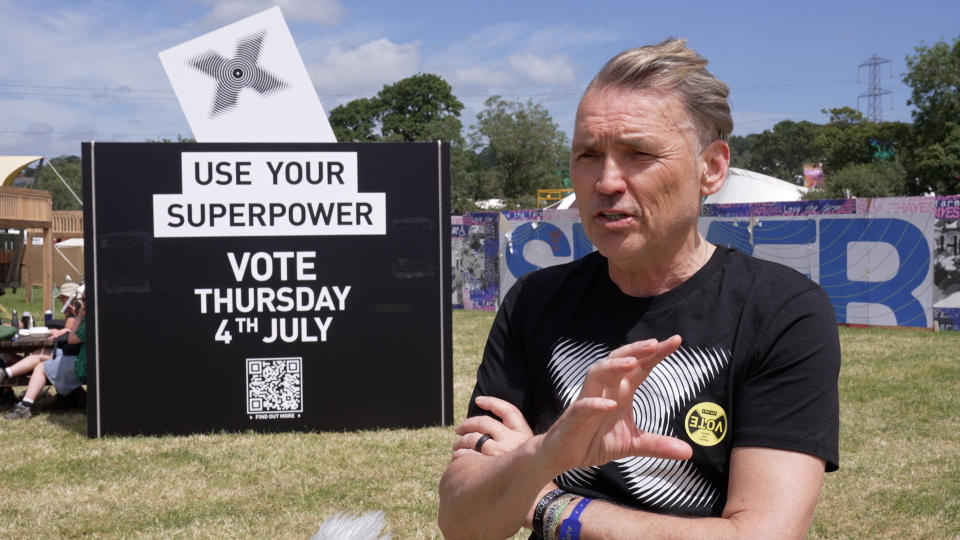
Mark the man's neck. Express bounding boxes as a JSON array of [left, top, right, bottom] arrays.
[[607, 238, 714, 298]]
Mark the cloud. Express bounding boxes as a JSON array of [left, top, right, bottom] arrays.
[[507, 53, 575, 85], [199, 0, 345, 26], [308, 38, 420, 96]]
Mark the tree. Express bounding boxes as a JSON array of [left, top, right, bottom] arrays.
[[813, 108, 913, 182], [728, 133, 759, 170], [903, 35, 960, 194], [327, 74, 472, 209], [377, 74, 464, 143], [468, 96, 569, 208], [730, 120, 822, 182], [327, 97, 380, 142], [34, 156, 83, 211], [327, 73, 465, 144], [803, 160, 907, 200]]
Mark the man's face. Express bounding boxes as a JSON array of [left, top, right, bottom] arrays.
[[570, 86, 708, 268]]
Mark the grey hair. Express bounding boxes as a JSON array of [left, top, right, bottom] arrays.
[[585, 38, 733, 147]]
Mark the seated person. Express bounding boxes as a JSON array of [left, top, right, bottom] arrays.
[[0, 281, 83, 364], [47, 281, 84, 355], [0, 299, 85, 420]]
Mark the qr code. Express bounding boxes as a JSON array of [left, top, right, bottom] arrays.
[[247, 357, 303, 414]]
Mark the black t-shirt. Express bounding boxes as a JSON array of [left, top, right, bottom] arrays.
[[468, 247, 840, 517]]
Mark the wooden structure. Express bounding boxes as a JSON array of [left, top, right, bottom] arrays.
[[0, 186, 54, 311], [23, 210, 84, 306]]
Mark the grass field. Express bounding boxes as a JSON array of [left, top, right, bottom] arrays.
[[1, 298, 958, 538]]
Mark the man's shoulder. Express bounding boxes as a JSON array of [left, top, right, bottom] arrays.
[[517, 251, 605, 291], [502, 252, 605, 315], [720, 246, 820, 296], [717, 247, 834, 327]]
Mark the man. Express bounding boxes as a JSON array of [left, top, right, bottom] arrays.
[[438, 38, 839, 539]]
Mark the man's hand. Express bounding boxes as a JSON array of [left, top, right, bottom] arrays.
[[453, 396, 533, 458], [540, 336, 693, 472]]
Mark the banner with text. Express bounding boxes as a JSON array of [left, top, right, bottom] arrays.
[[83, 142, 452, 437], [492, 198, 954, 330]]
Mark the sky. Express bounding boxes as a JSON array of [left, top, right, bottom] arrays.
[[1, 0, 958, 159]]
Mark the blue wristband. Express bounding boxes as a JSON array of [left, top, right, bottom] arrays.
[[557, 497, 592, 540]]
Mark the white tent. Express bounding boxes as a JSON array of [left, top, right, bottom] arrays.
[[551, 167, 806, 209], [705, 167, 806, 204], [0, 155, 43, 186]]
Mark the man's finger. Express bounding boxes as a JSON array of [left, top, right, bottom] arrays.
[[624, 335, 683, 389], [607, 339, 658, 361], [629, 431, 693, 461], [455, 415, 510, 439], [473, 396, 532, 434], [580, 356, 638, 398]]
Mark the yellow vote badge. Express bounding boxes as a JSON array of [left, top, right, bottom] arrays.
[[684, 402, 728, 447]]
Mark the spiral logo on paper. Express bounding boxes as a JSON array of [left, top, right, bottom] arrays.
[[188, 30, 288, 118]]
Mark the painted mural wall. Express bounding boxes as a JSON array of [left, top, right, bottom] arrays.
[[453, 196, 960, 331]]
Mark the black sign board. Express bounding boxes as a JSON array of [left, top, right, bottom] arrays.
[[82, 142, 452, 437]]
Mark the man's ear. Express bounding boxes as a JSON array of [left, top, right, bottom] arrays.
[[700, 139, 730, 197]]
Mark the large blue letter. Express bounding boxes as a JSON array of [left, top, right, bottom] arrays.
[[505, 222, 571, 279], [572, 223, 594, 260], [819, 218, 930, 327], [705, 219, 815, 257]]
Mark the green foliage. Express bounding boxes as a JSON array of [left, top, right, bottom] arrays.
[[731, 109, 920, 198], [903, 35, 960, 194], [328, 97, 380, 142], [907, 126, 960, 194], [803, 160, 907, 200], [904, 36, 960, 145], [468, 96, 569, 207], [822, 106, 864, 125], [34, 156, 82, 211], [733, 34, 960, 198], [729, 120, 821, 182], [327, 73, 464, 144], [727, 132, 759, 170], [377, 73, 464, 143], [815, 113, 912, 175], [449, 147, 489, 214]]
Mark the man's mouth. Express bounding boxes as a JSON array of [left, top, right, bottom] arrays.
[[599, 211, 630, 220]]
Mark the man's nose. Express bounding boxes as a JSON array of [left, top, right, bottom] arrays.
[[596, 157, 627, 195]]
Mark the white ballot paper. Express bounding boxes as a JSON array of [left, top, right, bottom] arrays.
[[159, 7, 335, 142]]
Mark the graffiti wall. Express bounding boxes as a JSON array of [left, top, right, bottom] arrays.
[[499, 208, 592, 296], [699, 197, 936, 328], [454, 195, 960, 331], [934, 195, 960, 330], [452, 212, 500, 311]]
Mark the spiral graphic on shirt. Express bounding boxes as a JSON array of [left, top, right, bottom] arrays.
[[188, 30, 288, 118], [547, 339, 729, 512]]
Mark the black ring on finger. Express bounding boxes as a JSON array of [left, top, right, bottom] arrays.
[[474, 433, 493, 452]]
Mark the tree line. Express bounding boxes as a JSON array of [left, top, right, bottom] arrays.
[[26, 35, 960, 211]]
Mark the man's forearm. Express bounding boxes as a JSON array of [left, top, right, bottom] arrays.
[[546, 497, 739, 540], [438, 434, 558, 539], [543, 447, 823, 540]]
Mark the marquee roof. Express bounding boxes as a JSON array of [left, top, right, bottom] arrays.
[[1, 155, 43, 186]]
